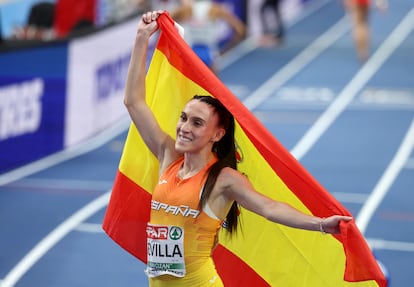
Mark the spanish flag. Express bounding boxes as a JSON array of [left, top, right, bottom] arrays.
[[103, 12, 387, 287]]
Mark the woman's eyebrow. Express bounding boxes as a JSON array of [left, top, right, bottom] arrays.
[[192, 116, 206, 122]]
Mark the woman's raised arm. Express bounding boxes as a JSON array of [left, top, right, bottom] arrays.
[[124, 11, 176, 165]]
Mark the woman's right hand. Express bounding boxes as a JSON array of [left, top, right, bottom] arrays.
[[138, 10, 164, 37]]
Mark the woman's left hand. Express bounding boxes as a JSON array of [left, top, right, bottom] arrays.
[[321, 215, 353, 234]]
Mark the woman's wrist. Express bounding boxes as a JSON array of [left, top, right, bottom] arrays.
[[319, 218, 326, 234], [136, 30, 151, 41]]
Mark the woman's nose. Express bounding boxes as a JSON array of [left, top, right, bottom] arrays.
[[180, 121, 190, 132]]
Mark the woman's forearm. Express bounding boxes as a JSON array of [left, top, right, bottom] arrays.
[[124, 32, 150, 108]]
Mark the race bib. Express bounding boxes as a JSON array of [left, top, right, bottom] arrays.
[[145, 223, 185, 278]]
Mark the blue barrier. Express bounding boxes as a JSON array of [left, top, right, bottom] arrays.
[[0, 42, 68, 173]]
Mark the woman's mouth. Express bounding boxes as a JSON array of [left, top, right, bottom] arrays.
[[177, 134, 192, 142]]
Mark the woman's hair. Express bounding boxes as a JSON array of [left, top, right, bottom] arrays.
[[193, 95, 239, 234]]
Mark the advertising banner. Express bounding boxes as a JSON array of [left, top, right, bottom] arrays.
[[64, 17, 137, 147], [0, 43, 68, 173]]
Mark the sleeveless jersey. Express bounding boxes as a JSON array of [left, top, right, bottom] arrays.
[[147, 157, 224, 287]]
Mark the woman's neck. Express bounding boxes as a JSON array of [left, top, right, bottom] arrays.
[[178, 152, 215, 179]]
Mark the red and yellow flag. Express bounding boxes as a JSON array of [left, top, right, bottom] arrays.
[[103, 13, 387, 287]]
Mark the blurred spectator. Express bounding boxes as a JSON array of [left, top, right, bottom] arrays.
[[12, 2, 55, 40], [152, 0, 187, 12], [2, 0, 151, 44], [259, 0, 284, 47], [54, 0, 95, 38], [98, 0, 148, 25], [171, 0, 246, 73], [343, 0, 388, 62]]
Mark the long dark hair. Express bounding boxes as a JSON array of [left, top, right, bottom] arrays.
[[193, 95, 239, 234]]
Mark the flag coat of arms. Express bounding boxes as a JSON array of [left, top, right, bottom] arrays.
[[103, 12, 387, 287]]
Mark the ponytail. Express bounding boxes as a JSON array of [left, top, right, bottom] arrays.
[[193, 95, 239, 234]]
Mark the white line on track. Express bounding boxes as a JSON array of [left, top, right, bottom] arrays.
[[74, 223, 106, 233], [242, 16, 350, 111], [332, 192, 368, 204], [218, 0, 333, 70], [367, 238, 414, 253], [0, 119, 129, 287], [356, 119, 414, 234], [291, 7, 414, 160], [75, 224, 414, 253], [0, 117, 130, 186], [1, 192, 111, 287]]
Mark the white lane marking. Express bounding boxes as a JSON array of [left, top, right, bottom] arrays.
[[0, 117, 130, 186], [368, 238, 414, 253], [72, 222, 414, 253], [291, 7, 414, 160], [242, 16, 350, 111], [217, 0, 333, 70], [74, 223, 105, 233], [356, 119, 414, 234], [332, 192, 368, 204], [0, 192, 111, 287]]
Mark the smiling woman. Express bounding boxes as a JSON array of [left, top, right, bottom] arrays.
[[121, 10, 352, 287]]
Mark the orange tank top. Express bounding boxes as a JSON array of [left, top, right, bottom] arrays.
[[148, 157, 223, 285]]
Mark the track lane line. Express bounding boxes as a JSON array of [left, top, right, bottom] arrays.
[[367, 238, 414, 253], [1, 192, 111, 287], [217, 0, 334, 70], [0, 118, 129, 186], [356, 119, 414, 234], [291, 7, 414, 160], [242, 16, 350, 110]]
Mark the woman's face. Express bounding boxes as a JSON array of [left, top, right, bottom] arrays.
[[175, 99, 224, 154]]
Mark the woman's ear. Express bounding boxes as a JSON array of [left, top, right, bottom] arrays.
[[211, 128, 226, 142]]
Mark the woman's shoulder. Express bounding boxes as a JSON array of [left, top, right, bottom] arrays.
[[215, 167, 253, 198], [217, 167, 245, 185]]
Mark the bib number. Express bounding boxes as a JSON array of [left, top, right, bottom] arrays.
[[145, 223, 185, 278]]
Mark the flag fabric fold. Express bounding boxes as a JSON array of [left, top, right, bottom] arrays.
[[103, 12, 387, 287]]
